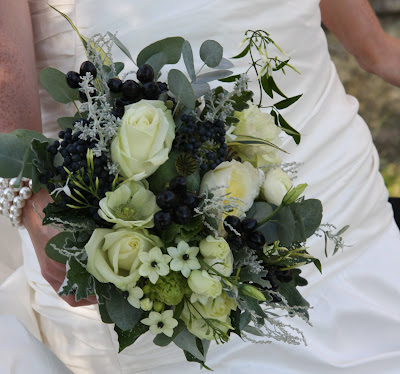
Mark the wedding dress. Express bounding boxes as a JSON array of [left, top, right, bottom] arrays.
[[1, 0, 400, 373]]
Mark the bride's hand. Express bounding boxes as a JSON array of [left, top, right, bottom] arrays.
[[22, 189, 97, 307]]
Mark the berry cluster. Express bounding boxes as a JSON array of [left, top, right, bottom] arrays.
[[224, 215, 266, 251], [66, 61, 98, 101], [154, 176, 199, 230], [173, 115, 228, 173], [107, 64, 168, 118], [44, 127, 115, 217], [263, 267, 293, 303]]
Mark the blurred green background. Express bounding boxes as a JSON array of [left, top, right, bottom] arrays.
[[324, 0, 400, 197]]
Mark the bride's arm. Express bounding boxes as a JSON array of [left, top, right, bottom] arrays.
[[320, 0, 400, 87], [0, 0, 95, 307]]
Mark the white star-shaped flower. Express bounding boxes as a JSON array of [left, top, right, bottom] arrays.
[[167, 241, 201, 278], [139, 247, 171, 284], [126, 286, 144, 309], [141, 310, 178, 337]]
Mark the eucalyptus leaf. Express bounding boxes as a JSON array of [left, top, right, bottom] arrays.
[[182, 41, 196, 82], [40, 67, 79, 104], [57, 117, 75, 130], [0, 134, 29, 178], [15, 147, 34, 187], [145, 51, 169, 77], [196, 70, 233, 83], [294, 199, 323, 238], [192, 82, 210, 98], [168, 69, 196, 110], [107, 32, 135, 64], [199, 40, 223, 68], [277, 206, 296, 247], [106, 288, 143, 331], [137, 37, 184, 67], [215, 57, 234, 69], [12, 129, 49, 146]]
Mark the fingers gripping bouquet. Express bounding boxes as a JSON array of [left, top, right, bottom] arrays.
[[0, 8, 348, 370]]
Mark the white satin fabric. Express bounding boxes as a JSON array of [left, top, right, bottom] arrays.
[[1, 0, 400, 373]]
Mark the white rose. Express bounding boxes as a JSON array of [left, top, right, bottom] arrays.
[[199, 236, 230, 259], [203, 251, 234, 277], [231, 103, 282, 167], [262, 168, 293, 206], [181, 292, 237, 340], [200, 160, 264, 217], [99, 180, 158, 229], [111, 100, 175, 181], [85, 228, 162, 291], [188, 270, 222, 304]]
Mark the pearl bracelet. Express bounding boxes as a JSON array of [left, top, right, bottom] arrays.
[[0, 177, 33, 228]]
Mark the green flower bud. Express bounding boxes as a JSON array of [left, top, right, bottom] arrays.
[[146, 272, 188, 306], [153, 301, 164, 312], [282, 183, 308, 206], [241, 284, 266, 301]]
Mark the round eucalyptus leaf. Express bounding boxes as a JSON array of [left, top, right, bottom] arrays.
[[182, 41, 196, 82], [40, 67, 79, 104], [200, 40, 223, 68], [168, 69, 196, 110], [196, 70, 233, 84], [137, 37, 184, 67]]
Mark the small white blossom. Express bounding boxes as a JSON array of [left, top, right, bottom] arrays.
[[167, 241, 201, 278], [141, 310, 178, 337], [127, 286, 144, 309], [50, 177, 71, 198], [139, 247, 171, 284], [140, 298, 153, 311]]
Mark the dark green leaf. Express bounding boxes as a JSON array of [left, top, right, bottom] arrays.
[[114, 62, 125, 76], [277, 268, 309, 319], [173, 328, 205, 361], [231, 43, 251, 59], [294, 199, 323, 238], [148, 150, 179, 194], [12, 129, 49, 146], [273, 59, 290, 71], [15, 147, 34, 186], [153, 319, 185, 347], [219, 74, 242, 83], [278, 114, 301, 145], [199, 40, 223, 68], [168, 69, 196, 110], [290, 204, 307, 242], [239, 268, 270, 288], [98, 302, 113, 324], [40, 67, 79, 104], [94, 280, 112, 304], [137, 37, 184, 67], [268, 76, 287, 98], [183, 351, 212, 371], [230, 90, 253, 112], [247, 202, 279, 243], [239, 310, 252, 330], [45, 231, 76, 264], [58, 257, 93, 302], [115, 322, 149, 352], [261, 74, 273, 98], [274, 94, 302, 110], [174, 300, 185, 319], [106, 287, 143, 331], [186, 169, 201, 193], [277, 206, 296, 247], [182, 41, 196, 82]]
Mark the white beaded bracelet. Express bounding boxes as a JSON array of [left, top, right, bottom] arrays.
[[0, 177, 33, 228]]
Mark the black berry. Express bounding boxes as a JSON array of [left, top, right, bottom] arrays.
[[247, 231, 266, 250], [122, 80, 141, 101], [66, 71, 81, 88], [173, 205, 192, 225], [154, 210, 172, 230], [180, 191, 198, 209], [107, 78, 123, 93], [241, 218, 258, 233], [80, 61, 97, 79], [142, 81, 160, 100], [156, 190, 178, 210], [227, 235, 244, 251], [137, 64, 154, 84], [224, 215, 242, 234], [169, 176, 187, 193]]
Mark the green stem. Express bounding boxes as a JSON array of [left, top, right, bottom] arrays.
[[256, 204, 284, 227]]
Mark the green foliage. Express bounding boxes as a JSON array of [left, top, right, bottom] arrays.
[[107, 32, 135, 64], [277, 206, 296, 247], [196, 70, 233, 83], [200, 40, 223, 68], [173, 328, 208, 363], [45, 231, 77, 264], [115, 322, 149, 353], [271, 110, 301, 145], [40, 67, 79, 104], [137, 37, 185, 67], [168, 69, 196, 110], [274, 94, 303, 110], [160, 215, 203, 247], [290, 199, 323, 239], [182, 40, 196, 82], [0, 134, 30, 178], [153, 319, 186, 347], [277, 269, 310, 319], [105, 286, 143, 331], [148, 151, 180, 194], [230, 90, 253, 112], [58, 257, 94, 302], [246, 202, 279, 243], [239, 267, 270, 289], [57, 117, 75, 130]]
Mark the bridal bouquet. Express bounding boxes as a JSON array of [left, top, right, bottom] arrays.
[[0, 8, 347, 369]]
